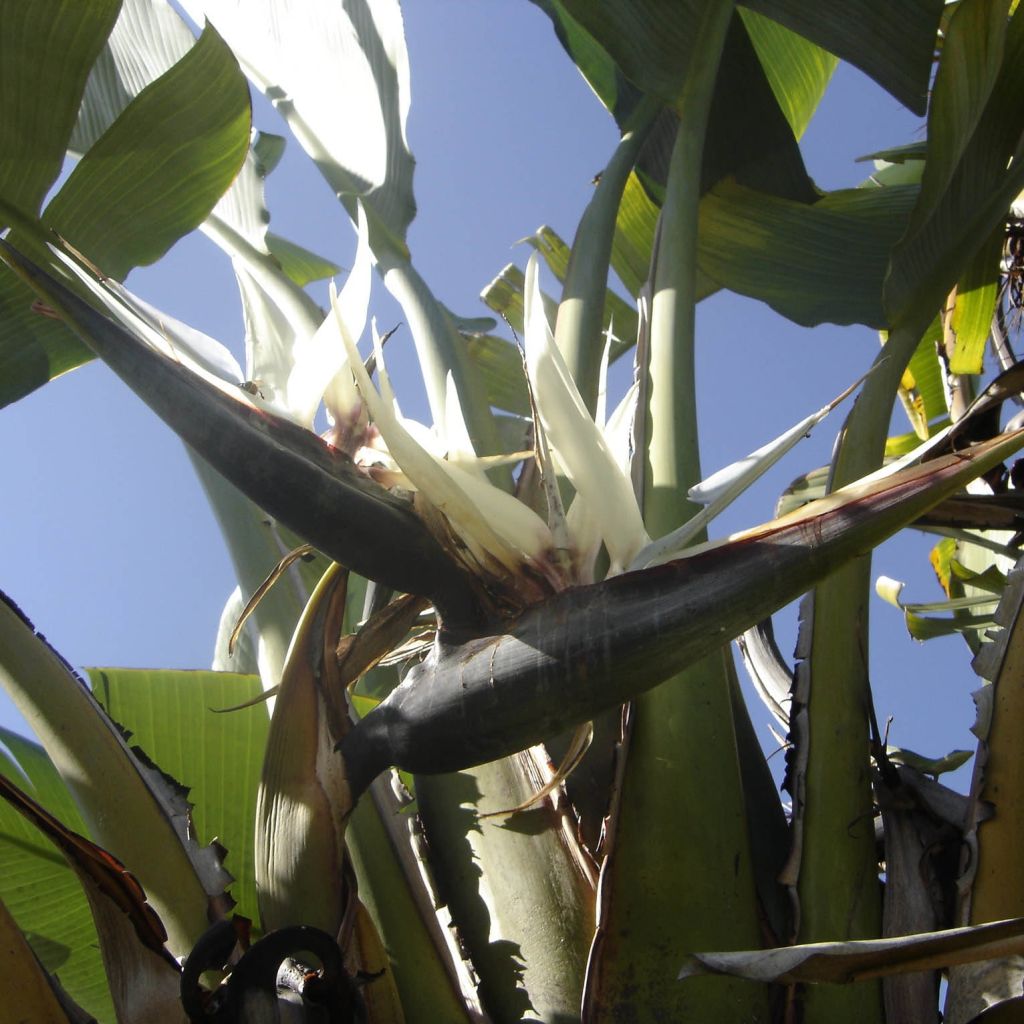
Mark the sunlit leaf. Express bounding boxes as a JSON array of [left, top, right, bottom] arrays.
[[89, 668, 269, 927], [0, 730, 112, 1021], [0, 20, 251, 407]]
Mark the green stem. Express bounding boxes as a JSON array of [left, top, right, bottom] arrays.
[[555, 94, 660, 414], [584, 5, 772, 1018], [796, 313, 932, 1024], [642, 30, 725, 535]]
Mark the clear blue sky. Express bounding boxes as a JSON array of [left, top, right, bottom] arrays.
[[0, 4, 979, 785]]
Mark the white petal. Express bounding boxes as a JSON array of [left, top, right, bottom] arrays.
[[632, 377, 864, 569], [523, 254, 647, 572], [334, 267, 553, 571], [442, 371, 490, 479], [285, 207, 373, 426]]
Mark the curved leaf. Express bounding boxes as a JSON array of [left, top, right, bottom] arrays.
[[0, 0, 121, 224], [699, 181, 919, 328], [0, 20, 252, 408], [45, 24, 251, 278], [0, 593, 231, 959], [89, 668, 269, 927], [0, 730, 112, 1021], [678, 918, 1024, 985], [885, 5, 1024, 328], [740, 0, 942, 115]]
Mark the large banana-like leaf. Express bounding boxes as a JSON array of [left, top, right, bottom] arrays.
[[885, 3, 1024, 330], [178, 0, 414, 250], [548, 3, 817, 204], [0, 772, 184, 1023], [0, 19, 251, 408], [0, 0, 121, 222], [698, 181, 920, 328], [0, 729, 112, 1020], [0, 593, 231, 961], [88, 668, 269, 927], [740, 0, 941, 114]]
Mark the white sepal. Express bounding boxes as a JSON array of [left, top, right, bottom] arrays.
[[286, 206, 373, 427], [335, 279, 554, 573], [523, 254, 648, 574]]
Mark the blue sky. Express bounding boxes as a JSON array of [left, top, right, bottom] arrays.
[[0, 4, 982, 785]]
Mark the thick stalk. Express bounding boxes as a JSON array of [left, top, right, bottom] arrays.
[[415, 761, 595, 1024], [555, 95, 660, 413], [796, 314, 932, 1024], [583, 5, 770, 1019]]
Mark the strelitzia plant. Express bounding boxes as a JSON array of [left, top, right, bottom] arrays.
[[3, 1, 1024, 1023]]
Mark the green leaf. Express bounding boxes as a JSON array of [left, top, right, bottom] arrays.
[[0, 729, 113, 1022], [738, 7, 837, 139], [611, 171, 658, 298], [698, 181, 919, 328], [699, 14, 816, 202], [885, 5, 1024, 329], [0, 0, 121, 224], [0, 22, 252, 409], [951, 225, 1005, 375], [528, 0, 642, 124], [0, 592, 231, 959], [88, 668, 269, 926], [45, 24, 251, 279], [0, 770, 184, 1022], [740, 0, 943, 115], [895, 316, 948, 437], [552, 5, 817, 202], [464, 334, 530, 417], [556, 0, 705, 109], [68, 0, 201, 154], [481, 262, 558, 336], [265, 231, 341, 287], [908, 0, 1009, 236]]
